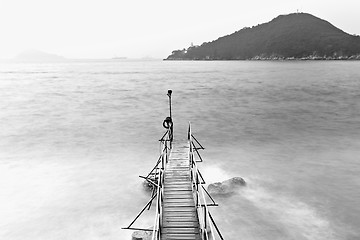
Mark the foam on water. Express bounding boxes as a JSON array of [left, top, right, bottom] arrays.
[[240, 178, 335, 240]]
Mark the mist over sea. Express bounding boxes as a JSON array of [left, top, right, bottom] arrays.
[[1, 60, 360, 240]]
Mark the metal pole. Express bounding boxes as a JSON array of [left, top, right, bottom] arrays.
[[167, 89, 172, 119], [167, 90, 173, 144]]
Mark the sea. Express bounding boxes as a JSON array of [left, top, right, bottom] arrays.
[[0, 60, 359, 240]]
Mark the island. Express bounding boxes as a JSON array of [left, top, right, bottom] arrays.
[[15, 50, 66, 62], [165, 13, 360, 61]]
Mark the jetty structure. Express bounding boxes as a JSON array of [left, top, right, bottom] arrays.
[[123, 90, 224, 240]]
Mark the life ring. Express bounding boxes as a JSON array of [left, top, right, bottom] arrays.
[[163, 117, 173, 129]]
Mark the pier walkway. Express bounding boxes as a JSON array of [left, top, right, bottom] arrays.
[[161, 141, 201, 239], [123, 90, 224, 240], [124, 124, 223, 240]]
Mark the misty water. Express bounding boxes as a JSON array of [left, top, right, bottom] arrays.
[[0, 60, 360, 240]]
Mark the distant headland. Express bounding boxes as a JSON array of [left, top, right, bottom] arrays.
[[165, 13, 360, 61], [15, 50, 66, 62]]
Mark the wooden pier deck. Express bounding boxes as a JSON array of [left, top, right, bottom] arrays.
[[161, 141, 201, 240]]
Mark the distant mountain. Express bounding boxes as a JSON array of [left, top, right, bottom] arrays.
[[15, 50, 66, 62], [165, 13, 360, 60], [112, 56, 128, 60]]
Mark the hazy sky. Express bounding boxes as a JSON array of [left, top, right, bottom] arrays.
[[0, 0, 359, 59]]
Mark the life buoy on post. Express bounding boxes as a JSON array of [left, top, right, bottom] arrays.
[[163, 116, 173, 142], [163, 117, 173, 129]]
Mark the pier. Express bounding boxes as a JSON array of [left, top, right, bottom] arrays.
[[124, 91, 224, 240]]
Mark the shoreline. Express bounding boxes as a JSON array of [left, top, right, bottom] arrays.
[[164, 55, 360, 61]]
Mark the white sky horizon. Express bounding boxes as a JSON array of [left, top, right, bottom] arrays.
[[0, 0, 359, 59]]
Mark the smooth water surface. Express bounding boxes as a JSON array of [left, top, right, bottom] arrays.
[[1, 60, 359, 240]]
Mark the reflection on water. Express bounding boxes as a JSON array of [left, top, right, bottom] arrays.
[[0, 60, 360, 240]]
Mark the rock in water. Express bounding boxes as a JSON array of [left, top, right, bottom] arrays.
[[131, 230, 152, 240], [207, 177, 246, 195], [142, 179, 154, 192]]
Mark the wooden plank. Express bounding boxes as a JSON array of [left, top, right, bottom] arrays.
[[167, 167, 189, 169], [165, 181, 191, 184], [165, 172, 189, 175], [164, 184, 191, 188], [163, 215, 198, 219], [163, 212, 197, 216], [163, 218, 198, 222], [164, 198, 195, 202], [164, 193, 193, 197], [163, 191, 193, 195], [164, 222, 199, 227], [165, 174, 189, 176], [164, 189, 192, 192], [162, 227, 199, 233], [164, 189, 193, 192], [162, 234, 201, 240], [164, 190, 192, 193], [165, 175, 190, 177], [163, 204, 195, 208], [163, 192, 193, 196], [163, 205, 195, 209], [165, 179, 191, 182], [163, 216, 198, 221], [165, 184, 192, 188], [163, 205, 195, 210], [162, 234, 200, 238], [165, 187, 192, 191], [164, 199, 195, 202]]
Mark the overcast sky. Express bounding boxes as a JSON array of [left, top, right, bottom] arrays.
[[0, 0, 359, 59]]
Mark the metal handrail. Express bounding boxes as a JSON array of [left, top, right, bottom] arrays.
[[122, 128, 172, 236], [188, 122, 224, 240], [151, 129, 172, 240]]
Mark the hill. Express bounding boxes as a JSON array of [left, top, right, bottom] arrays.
[[165, 13, 360, 60], [15, 50, 66, 62]]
